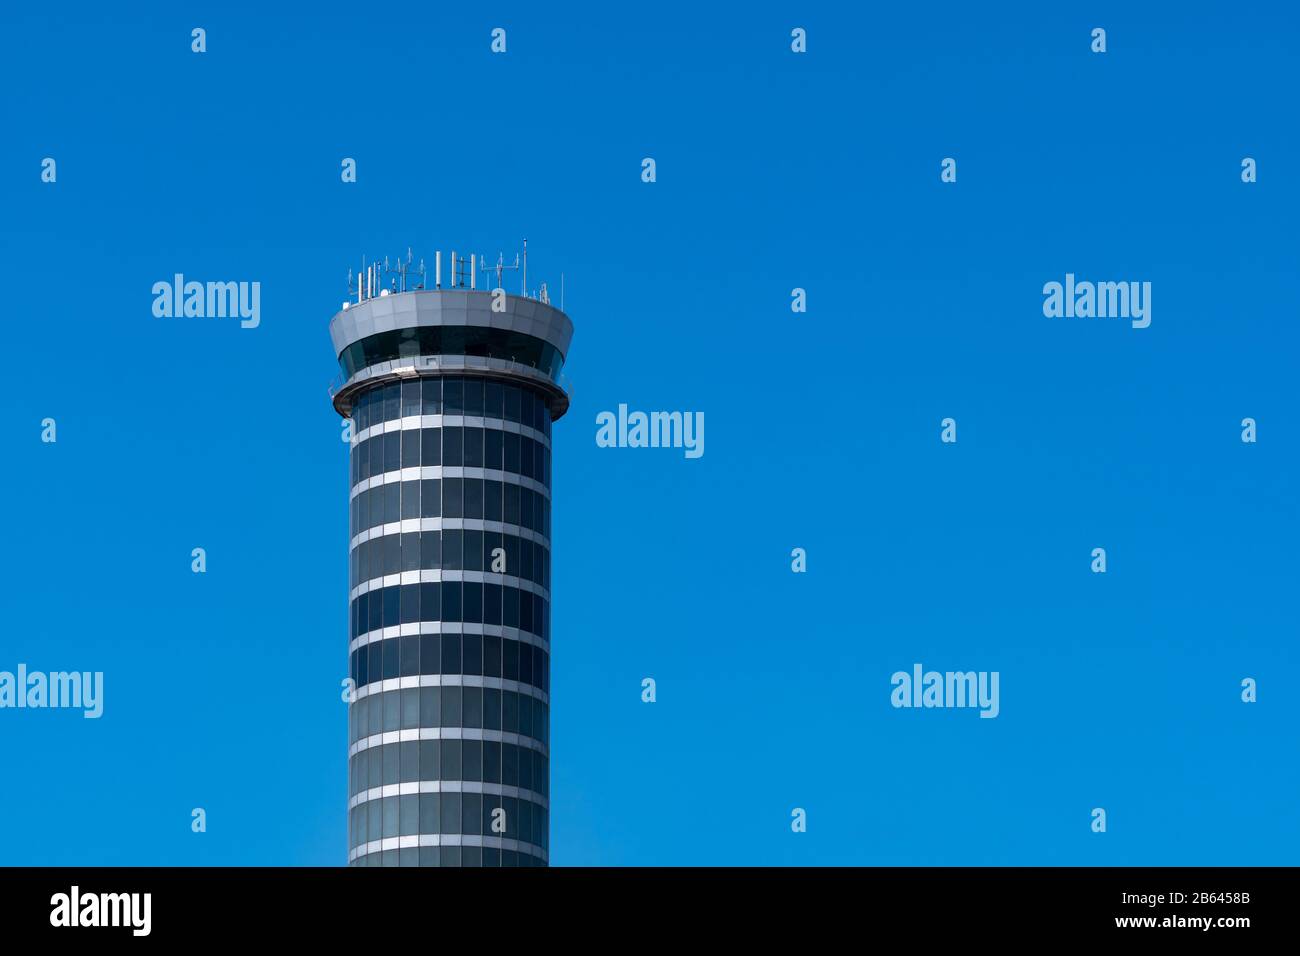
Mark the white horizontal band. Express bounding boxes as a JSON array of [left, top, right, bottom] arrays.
[[349, 569, 549, 604], [349, 835, 547, 864], [348, 779, 549, 811], [349, 725, 548, 759], [350, 517, 549, 553], [350, 672, 548, 705], [354, 414, 550, 451], [348, 622, 550, 657], [349, 465, 550, 503]]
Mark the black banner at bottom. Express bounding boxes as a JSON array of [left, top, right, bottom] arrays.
[[0, 867, 1285, 941]]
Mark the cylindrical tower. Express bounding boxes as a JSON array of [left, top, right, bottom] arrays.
[[329, 264, 572, 867]]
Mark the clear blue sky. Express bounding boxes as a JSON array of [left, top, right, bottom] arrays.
[[2, 1, 1296, 865]]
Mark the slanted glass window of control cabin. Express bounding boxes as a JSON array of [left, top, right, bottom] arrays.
[[339, 327, 563, 380]]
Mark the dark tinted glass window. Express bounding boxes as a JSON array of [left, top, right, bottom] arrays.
[[443, 427, 463, 467], [462, 634, 483, 677], [464, 480, 484, 520], [520, 487, 533, 531], [421, 377, 441, 415], [399, 585, 420, 626], [383, 432, 400, 473], [484, 381, 503, 419], [440, 792, 460, 833], [484, 585, 502, 627], [442, 528, 462, 570], [421, 428, 441, 466], [463, 530, 483, 571], [441, 686, 461, 728], [463, 746, 483, 789], [383, 636, 400, 679], [401, 532, 421, 573], [401, 380, 421, 418], [443, 478, 463, 519], [420, 530, 440, 567], [462, 794, 483, 841], [401, 429, 420, 468], [463, 582, 483, 623], [502, 637, 518, 680], [420, 633, 440, 675], [441, 632, 461, 673], [484, 430, 503, 470], [484, 480, 503, 522], [504, 433, 521, 474], [464, 379, 483, 417], [463, 427, 484, 468], [339, 331, 563, 381], [444, 379, 464, 415], [519, 437, 534, 479], [397, 634, 418, 681], [441, 582, 462, 623], [401, 480, 419, 520], [420, 479, 440, 518]]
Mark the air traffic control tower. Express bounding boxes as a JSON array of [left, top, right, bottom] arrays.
[[329, 245, 572, 867]]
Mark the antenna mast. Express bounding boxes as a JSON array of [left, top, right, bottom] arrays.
[[481, 251, 520, 291], [345, 243, 558, 306]]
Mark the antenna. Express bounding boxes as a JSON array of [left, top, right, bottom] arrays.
[[346, 243, 558, 304], [375, 248, 424, 293], [451, 252, 477, 289], [481, 251, 520, 291]]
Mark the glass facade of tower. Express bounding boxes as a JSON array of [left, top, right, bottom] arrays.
[[346, 375, 552, 866]]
